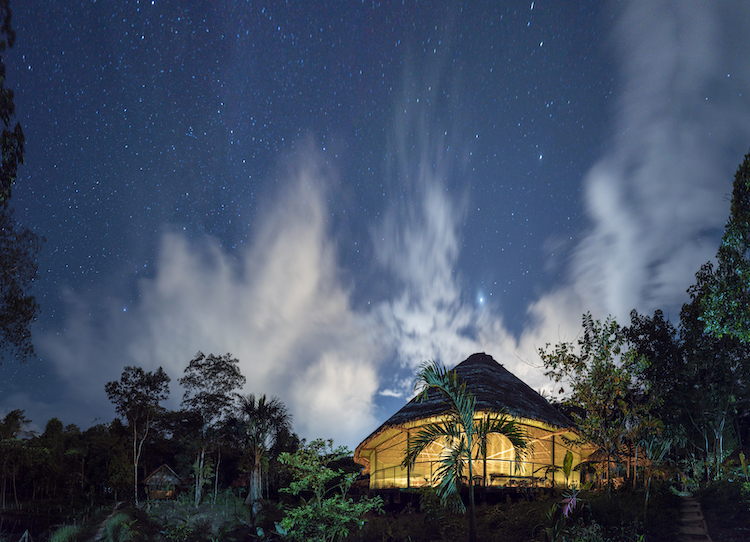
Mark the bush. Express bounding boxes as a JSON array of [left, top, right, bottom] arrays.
[[566, 521, 608, 542], [49, 525, 82, 542], [344, 486, 684, 542], [278, 439, 383, 542], [105, 513, 137, 542]]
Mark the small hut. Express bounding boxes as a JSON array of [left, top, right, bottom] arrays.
[[143, 464, 183, 500], [354, 353, 594, 489]]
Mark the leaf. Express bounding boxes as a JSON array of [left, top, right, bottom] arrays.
[[562, 450, 573, 479]]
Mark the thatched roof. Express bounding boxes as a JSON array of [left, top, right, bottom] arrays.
[[358, 353, 575, 450], [143, 464, 182, 488]]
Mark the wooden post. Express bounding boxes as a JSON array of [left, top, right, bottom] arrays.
[[406, 432, 411, 489], [483, 452, 487, 489], [551, 435, 556, 486]]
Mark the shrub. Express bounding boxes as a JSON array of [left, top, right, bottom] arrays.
[[49, 525, 82, 542], [278, 439, 383, 542], [162, 522, 194, 542], [566, 521, 608, 542], [105, 513, 137, 542]]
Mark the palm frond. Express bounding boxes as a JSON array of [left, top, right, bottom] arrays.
[[415, 360, 477, 430], [433, 436, 468, 513], [473, 411, 530, 465], [403, 422, 454, 468]]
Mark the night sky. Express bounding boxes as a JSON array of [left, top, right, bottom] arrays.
[[2, 0, 749, 448]]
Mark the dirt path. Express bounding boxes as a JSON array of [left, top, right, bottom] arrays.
[[678, 496, 712, 542], [89, 502, 124, 542]]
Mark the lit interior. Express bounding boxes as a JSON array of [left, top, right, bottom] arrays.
[[359, 413, 587, 489]]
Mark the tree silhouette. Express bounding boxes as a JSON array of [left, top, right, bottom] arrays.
[[234, 394, 294, 507], [0, 0, 23, 204], [702, 150, 750, 343], [105, 366, 170, 505], [179, 351, 245, 506], [0, 0, 41, 363]]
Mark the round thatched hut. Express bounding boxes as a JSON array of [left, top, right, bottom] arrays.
[[354, 353, 592, 489]]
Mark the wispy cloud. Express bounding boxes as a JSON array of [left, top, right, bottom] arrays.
[[573, 0, 750, 320], [369, 0, 750, 401], [23, 0, 750, 450], [40, 147, 381, 447]]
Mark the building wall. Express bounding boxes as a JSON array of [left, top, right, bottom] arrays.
[[364, 416, 585, 489]]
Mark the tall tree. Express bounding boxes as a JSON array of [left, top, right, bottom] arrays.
[[540, 313, 652, 491], [0, 0, 23, 205], [179, 351, 245, 507], [0, 408, 29, 439], [105, 366, 170, 505], [402, 360, 528, 542], [701, 150, 750, 343], [681, 267, 749, 479], [0, 0, 41, 363], [0, 409, 30, 508], [234, 394, 294, 508], [623, 309, 684, 428], [37, 417, 65, 498], [105, 418, 132, 501]]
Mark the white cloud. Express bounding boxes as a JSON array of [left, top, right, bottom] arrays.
[[572, 0, 750, 320], [40, 150, 381, 448], [368, 0, 750, 404], [27, 0, 750, 450]]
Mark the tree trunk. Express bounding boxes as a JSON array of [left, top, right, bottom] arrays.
[[133, 422, 139, 505], [245, 456, 262, 506], [627, 446, 631, 485], [483, 453, 487, 490], [468, 454, 477, 542], [12, 466, 18, 507], [605, 451, 611, 497], [704, 431, 710, 481], [214, 444, 221, 504], [194, 448, 205, 508], [634, 447, 639, 488], [2, 459, 6, 509]]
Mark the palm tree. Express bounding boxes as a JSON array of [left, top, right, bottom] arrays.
[[402, 360, 528, 542], [236, 394, 294, 507]]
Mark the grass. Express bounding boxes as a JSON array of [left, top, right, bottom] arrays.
[[45, 504, 119, 542], [105, 513, 137, 542], [142, 494, 260, 541], [48, 525, 82, 542]]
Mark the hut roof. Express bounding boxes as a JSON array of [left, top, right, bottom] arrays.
[[358, 353, 575, 450], [143, 464, 182, 487]]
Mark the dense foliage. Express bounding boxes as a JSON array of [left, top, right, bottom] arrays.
[[179, 351, 246, 507], [278, 439, 383, 542], [0, 0, 42, 363], [701, 151, 750, 344], [540, 314, 653, 491]]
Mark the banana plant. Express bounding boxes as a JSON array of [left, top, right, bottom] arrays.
[[562, 450, 574, 488]]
